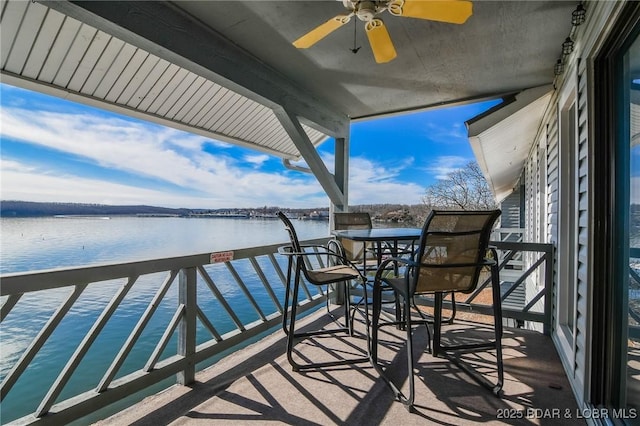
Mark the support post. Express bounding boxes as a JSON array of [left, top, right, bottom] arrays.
[[334, 136, 349, 214], [543, 247, 554, 336], [177, 267, 197, 385]]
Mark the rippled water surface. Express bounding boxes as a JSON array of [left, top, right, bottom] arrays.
[[0, 216, 329, 423], [1, 216, 328, 273]]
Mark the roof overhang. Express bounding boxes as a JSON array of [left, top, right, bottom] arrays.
[[1, 0, 577, 207], [1, 0, 349, 161], [467, 85, 553, 202]]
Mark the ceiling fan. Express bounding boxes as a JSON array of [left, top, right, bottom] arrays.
[[293, 0, 473, 64]]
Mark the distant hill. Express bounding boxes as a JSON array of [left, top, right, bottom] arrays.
[[0, 201, 190, 217], [0, 200, 429, 225]]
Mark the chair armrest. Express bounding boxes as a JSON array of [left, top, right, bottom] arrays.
[[374, 256, 419, 282], [277, 244, 333, 255], [277, 245, 366, 281]]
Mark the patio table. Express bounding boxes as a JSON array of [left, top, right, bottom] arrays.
[[331, 227, 422, 270], [332, 227, 422, 325]]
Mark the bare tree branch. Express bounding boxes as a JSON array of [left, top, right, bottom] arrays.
[[423, 162, 497, 210]]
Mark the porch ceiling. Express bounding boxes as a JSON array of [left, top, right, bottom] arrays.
[[1, 1, 574, 161]]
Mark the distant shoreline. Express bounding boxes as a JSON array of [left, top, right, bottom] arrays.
[[0, 201, 329, 219]]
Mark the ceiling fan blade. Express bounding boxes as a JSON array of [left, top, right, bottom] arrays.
[[389, 0, 473, 24], [293, 15, 351, 48], [365, 19, 397, 64]]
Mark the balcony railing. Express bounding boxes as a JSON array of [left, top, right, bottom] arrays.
[[416, 229, 553, 335], [1, 232, 553, 425]]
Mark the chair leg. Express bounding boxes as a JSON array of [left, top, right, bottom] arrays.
[[432, 292, 443, 357], [448, 292, 457, 324], [344, 282, 352, 335], [286, 274, 370, 371], [402, 295, 415, 411], [371, 282, 382, 364], [282, 257, 293, 336], [370, 284, 415, 412], [286, 266, 302, 371], [491, 263, 504, 395], [431, 267, 504, 397]]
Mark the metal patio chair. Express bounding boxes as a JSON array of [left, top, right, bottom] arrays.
[[277, 211, 370, 371], [370, 209, 503, 411]]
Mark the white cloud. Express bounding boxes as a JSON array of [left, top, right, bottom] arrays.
[[2, 105, 428, 208], [0, 159, 327, 208], [1, 107, 329, 207], [347, 156, 424, 205], [425, 121, 467, 143], [424, 155, 470, 180], [244, 154, 270, 166]]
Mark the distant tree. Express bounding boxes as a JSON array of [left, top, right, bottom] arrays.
[[423, 161, 497, 210]]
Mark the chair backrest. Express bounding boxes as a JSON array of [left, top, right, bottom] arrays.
[[278, 211, 348, 286], [333, 212, 372, 262], [334, 212, 372, 230], [277, 211, 303, 254], [412, 209, 501, 294]]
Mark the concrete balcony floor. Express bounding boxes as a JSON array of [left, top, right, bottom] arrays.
[[98, 307, 583, 425]]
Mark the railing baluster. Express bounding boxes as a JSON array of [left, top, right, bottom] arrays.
[[145, 304, 185, 372], [500, 255, 545, 301], [523, 288, 546, 312], [0, 293, 21, 322], [97, 271, 176, 392], [293, 257, 314, 300], [0, 285, 86, 401], [268, 253, 287, 287], [197, 266, 245, 331], [37, 276, 138, 417], [196, 305, 223, 341], [225, 262, 267, 322], [249, 257, 283, 313]]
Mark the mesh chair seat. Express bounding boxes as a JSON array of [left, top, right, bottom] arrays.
[[306, 265, 362, 283]]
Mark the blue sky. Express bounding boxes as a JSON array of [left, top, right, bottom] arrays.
[[0, 83, 499, 208]]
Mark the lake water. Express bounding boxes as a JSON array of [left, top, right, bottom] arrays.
[[1, 216, 328, 274], [0, 216, 329, 423]]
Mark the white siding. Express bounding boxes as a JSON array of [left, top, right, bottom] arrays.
[[574, 56, 590, 397]]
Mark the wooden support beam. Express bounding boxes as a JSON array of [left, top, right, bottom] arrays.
[[274, 107, 346, 207]]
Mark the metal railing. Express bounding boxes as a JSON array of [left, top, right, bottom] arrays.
[[1, 232, 554, 424], [0, 238, 329, 425], [415, 234, 554, 335]]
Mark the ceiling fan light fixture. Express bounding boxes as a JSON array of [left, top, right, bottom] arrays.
[[387, 0, 405, 17], [355, 1, 379, 22]]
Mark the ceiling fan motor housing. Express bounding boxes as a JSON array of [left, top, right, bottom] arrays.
[[343, 0, 388, 22]]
